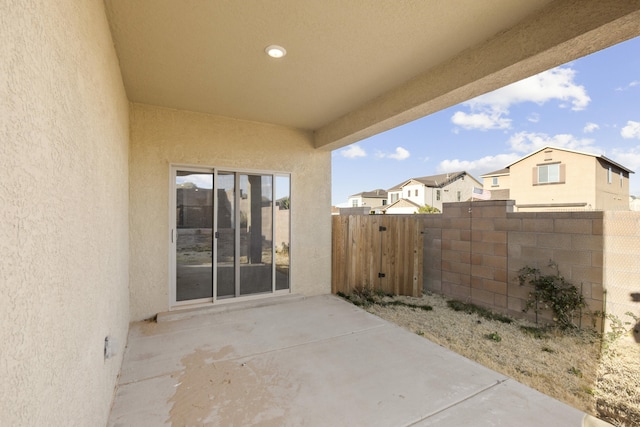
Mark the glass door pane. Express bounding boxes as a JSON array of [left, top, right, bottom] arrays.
[[239, 174, 273, 295], [216, 172, 236, 298], [175, 171, 213, 301], [275, 176, 290, 290]]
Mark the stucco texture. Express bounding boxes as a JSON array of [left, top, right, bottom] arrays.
[[129, 104, 332, 321], [0, 1, 130, 426]]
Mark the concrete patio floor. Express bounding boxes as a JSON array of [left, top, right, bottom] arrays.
[[108, 294, 608, 426]]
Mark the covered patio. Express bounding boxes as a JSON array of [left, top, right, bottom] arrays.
[[108, 295, 601, 426], [3, 1, 640, 425]]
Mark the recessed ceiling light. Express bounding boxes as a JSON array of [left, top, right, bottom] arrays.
[[265, 45, 287, 58]]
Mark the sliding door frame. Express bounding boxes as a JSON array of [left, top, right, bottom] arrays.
[[169, 164, 291, 310]]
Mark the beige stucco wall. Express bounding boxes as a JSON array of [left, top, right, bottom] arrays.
[[511, 149, 597, 211], [595, 159, 630, 210], [0, 1, 130, 426], [483, 173, 511, 192], [129, 104, 332, 320]]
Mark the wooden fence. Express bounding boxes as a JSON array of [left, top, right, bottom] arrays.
[[332, 215, 423, 297]]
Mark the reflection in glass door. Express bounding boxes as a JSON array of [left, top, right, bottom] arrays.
[[175, 171, 213, 301], [239, 174, 273, 295], [215, 172, 235, 298]]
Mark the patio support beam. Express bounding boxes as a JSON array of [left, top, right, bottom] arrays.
[[314, 0, 640, 151]]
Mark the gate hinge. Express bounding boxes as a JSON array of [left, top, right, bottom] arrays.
[[378, 272, 386, 278], [379, 226, 387, 232], [215, 231, 219, 238]]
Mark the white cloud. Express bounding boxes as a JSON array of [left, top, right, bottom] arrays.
[[376, 146, 410, 160], [527, 113, 540, 123], [583, 122, 599, 133], [507, 131, 599, 154], [451, 111, 511, 130], [621, 121, 640, 139], [615, 80, 640, 91], [467, 67, 590, 111], [611, 146, 640, 172], [436, 153, 520, 177], [451, 66, 590, 131], [340, 145, 366, 158]]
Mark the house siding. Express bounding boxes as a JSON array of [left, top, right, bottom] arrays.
[[129, 104, 332, 321], [1, 1, 130, 426], [511, 149, 598, 211], [595, 158, 630, 210]]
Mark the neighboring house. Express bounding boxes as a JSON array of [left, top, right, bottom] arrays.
[[481, 146, 634, 211], [339, 206, 372, 215], [3, 1, 638, 426], [347, 189, 388, 208], [480, 168, 511, 200], [630, 196, 640, 212], [387, 171, 483, 212], [373, 198, 422, 214]]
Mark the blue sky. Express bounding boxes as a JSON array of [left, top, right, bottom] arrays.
[[332, 36, 640, 206]]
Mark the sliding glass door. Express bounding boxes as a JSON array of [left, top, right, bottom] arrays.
[[171, 167, 289, 306], [175, 170, 213, 301]]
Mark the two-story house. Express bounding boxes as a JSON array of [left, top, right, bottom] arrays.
[[387, 171, 482, 212], [481, 146, 634, 211], [347, 189, 388, 208]]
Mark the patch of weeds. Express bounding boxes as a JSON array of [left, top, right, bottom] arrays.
[[580, 386, 595, 396], [447, 300, 513, 324], [380, 300, 432, 311], [416, 330, 425, 336], [541, 346, 555, 353], [373, 288, 393, 298], [337, 290, 432, 311], [568, 366, 583, 378], [520, 325, 550, 339], [485, 332, 502, 342], [597, 310, 640, 354], [515, 367, 532, 377]]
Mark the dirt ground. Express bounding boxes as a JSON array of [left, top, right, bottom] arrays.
[[341, 291, 640, 427]]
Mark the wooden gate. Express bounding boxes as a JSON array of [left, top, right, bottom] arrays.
[[332, 215, 423, 297]]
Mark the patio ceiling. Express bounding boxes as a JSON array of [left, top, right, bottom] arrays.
[[104, 1, 640, 150]]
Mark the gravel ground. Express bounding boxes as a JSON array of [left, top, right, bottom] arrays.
[[341, 291, 640, 427]]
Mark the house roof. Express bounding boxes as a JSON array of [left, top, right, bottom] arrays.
[[506, 146, 635, 174], [349, 189, 388, 199], [388, 171, 478, 191], [103, 1, 640, 150], [379, 198, 422, 212], [481, 168, 510, 177]]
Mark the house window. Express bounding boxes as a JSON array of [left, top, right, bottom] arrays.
[[608, 167, 612, 184], [407, 190, 410, 197], [436, 190, 440, 201], [414, 190, 418, 197], [620, 171, 624, 187], [492, 177, 498, 186], [457, 191, 461, 202], [390, 193, 398, 203], [382, 200, 387, 205], [538, 164, 560, 184], [352, 200, 358, 207]]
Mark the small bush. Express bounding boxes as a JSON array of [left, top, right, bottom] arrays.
[[518, 261, 586, 330], [485, 332, 502, 342]]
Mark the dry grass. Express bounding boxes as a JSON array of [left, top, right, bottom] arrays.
[[341, 291, 640, 427]]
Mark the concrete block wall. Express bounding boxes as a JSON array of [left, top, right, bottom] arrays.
[[423, 200, 606, 327], [603, 211, 640, 330], [505, 211, 604, 327]]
